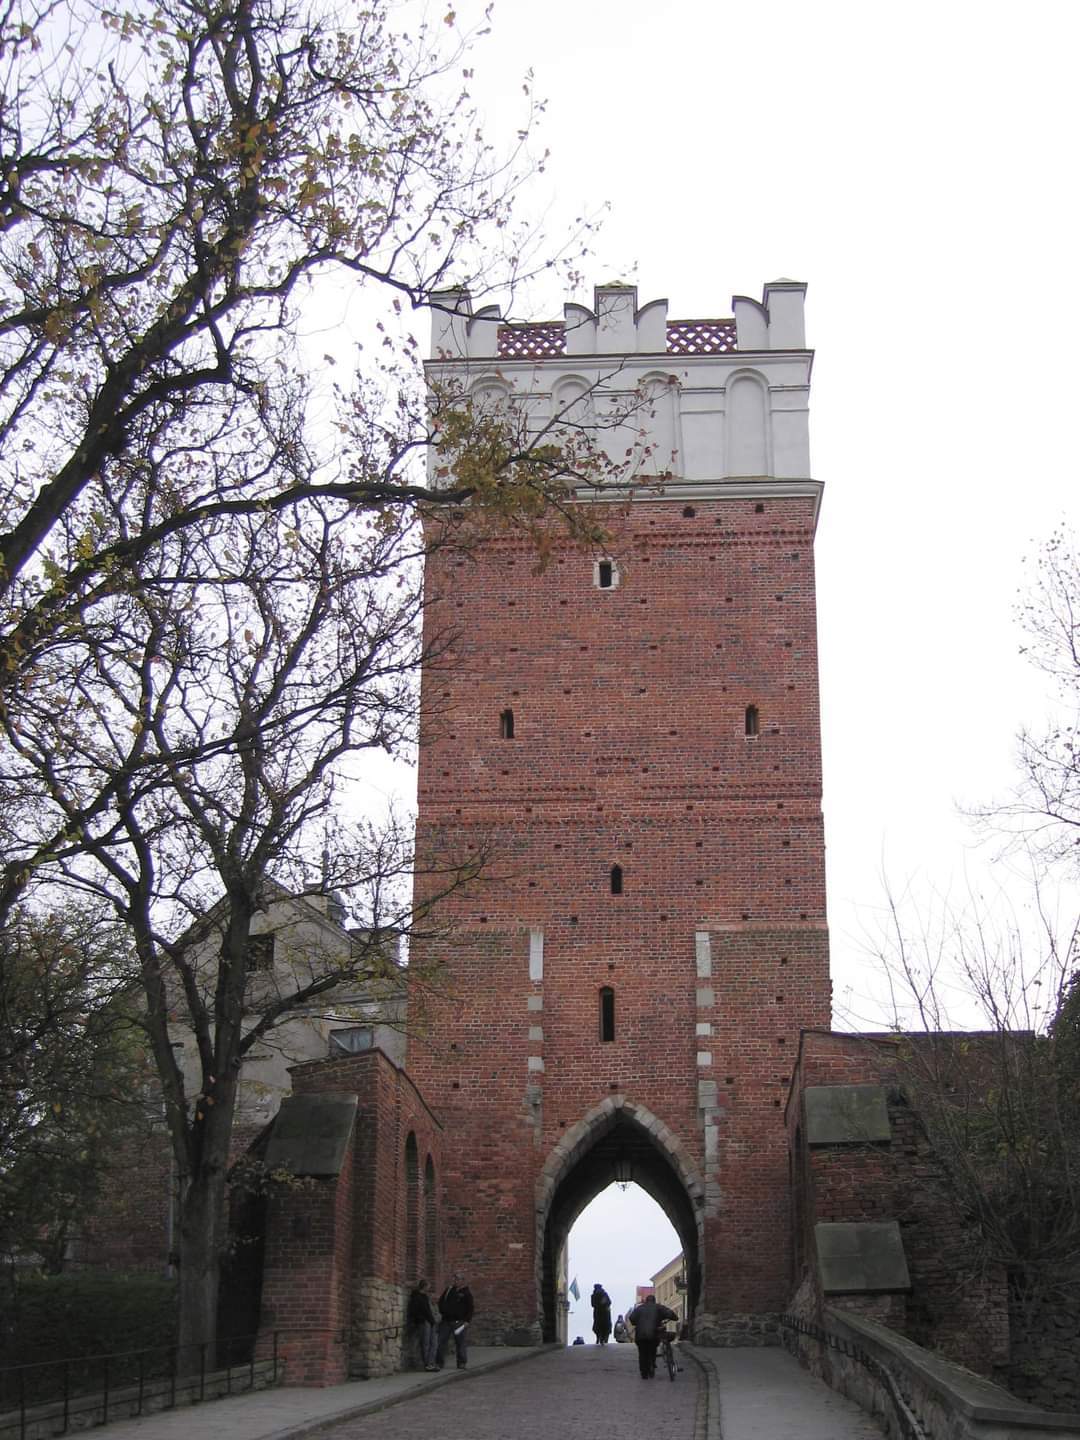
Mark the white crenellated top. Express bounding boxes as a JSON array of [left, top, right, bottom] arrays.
[[425, 282, 817, 505]]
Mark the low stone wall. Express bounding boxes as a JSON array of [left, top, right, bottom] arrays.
[[349, 1278, 406, 1379], [476, 1315, 542, 1348], [692, 1311, 781, 1347], [784, 1306, 1080, 1440], [0, 1360, 278, 1440], [1007, 1284, 1080, 1413]]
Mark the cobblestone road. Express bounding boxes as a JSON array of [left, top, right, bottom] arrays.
[[329, 1345, 700, 1440]]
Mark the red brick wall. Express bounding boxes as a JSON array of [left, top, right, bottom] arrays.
[[262, 1052, 444, 1377], [287, 1052, 443, 1289], [77, 1124, 173, 1272], [787, 1031, 1010, 1376], [258, 1122, 354, 1384], [409, 497, 831, 1337]]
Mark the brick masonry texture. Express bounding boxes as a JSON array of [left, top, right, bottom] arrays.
[[78, 1127, 173, 1271], [258, 1051, 444, 1380], [408, 496, 832, 1341], [787, 1031, 1011, 1378]]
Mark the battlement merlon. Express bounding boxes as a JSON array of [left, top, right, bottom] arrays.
[[427, 281, 808, 361], [424, 280, 817, 507]]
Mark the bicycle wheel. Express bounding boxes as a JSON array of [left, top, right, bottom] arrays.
[[666, 1342, 676, 1381]]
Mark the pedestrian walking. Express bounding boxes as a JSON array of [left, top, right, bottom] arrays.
[[590, 1283, 612, 1344], [435, 1270, 474, 1369], [626, 1294, 677, 1379], [406, 1278, 438, 1370]]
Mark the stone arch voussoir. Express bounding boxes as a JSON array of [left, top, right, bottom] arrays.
[[534, 1095, 706, 1315]]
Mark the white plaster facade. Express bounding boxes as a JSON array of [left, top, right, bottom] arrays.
[[172, 886, 406, 1128], [427, 281, 818, 516], [651, 1251, 688, 1325]]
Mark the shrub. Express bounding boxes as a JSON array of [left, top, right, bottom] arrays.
[[0, 1273, 177, 1405]]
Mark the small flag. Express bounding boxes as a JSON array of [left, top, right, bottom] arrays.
[[569, 1277, 580, 1301]]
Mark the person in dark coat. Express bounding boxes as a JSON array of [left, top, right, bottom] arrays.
[[590, 1283, 612, 1344], [627, 1294, 678, 1378], [435, 1271, 475, 1369], [406, 1278, 438, 1370]]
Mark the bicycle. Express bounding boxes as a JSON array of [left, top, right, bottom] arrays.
[[658, 1327, 677, 1382]]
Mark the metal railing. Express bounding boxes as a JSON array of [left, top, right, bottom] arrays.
[[782, 1314, 927, 1440], [0, 1328, 345, 1440]]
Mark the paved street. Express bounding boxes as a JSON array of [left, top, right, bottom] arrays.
[[327, 1344, 700, 1440], [69, 1342, 888, 1440], [701, 1347, 884, 1439]]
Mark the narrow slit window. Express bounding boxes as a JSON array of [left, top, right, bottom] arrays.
[[610, 864, 624, 895], [600, 987, 615, 1042], [745, 705, 760, 738], [500, 708, 515, 739]]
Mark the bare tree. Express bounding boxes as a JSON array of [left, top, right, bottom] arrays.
[[0, 0, 636, 1362], [3, 477, 493, 1357], [976, 526, 1080, 870], [0, 0, 605, 700], [855, 878, 1080, 1329]]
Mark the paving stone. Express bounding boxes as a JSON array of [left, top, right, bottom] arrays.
[[703, 1347, 884, 1438], [329, 1345, 697, 1440]]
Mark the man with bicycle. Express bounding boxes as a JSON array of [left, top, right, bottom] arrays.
[[626, 1294, 678, 1379]]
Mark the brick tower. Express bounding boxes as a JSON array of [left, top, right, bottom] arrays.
[[409, 282, 829, 1344]]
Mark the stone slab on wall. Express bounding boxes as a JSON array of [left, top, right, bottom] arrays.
[[815, 1221, 911, 1295], [264, 1093, 358, 1177], [804, 1084, 891, 1145]]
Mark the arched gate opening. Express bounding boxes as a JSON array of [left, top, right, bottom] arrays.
[[537, 1098, 704, 1343]]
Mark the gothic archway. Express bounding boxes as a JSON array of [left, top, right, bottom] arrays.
[[535, 1097, 705, 1342]]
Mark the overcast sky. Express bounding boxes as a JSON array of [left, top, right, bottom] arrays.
[[449, 0, 1079, 1007], [358, 0, 1080, 1331]]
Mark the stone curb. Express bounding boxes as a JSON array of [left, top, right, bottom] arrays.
[[683, 1345, 723, 1440], [253, 1346, 556, 1440]]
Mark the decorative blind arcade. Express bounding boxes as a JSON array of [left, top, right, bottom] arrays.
[[495, 318, 738, 359]]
